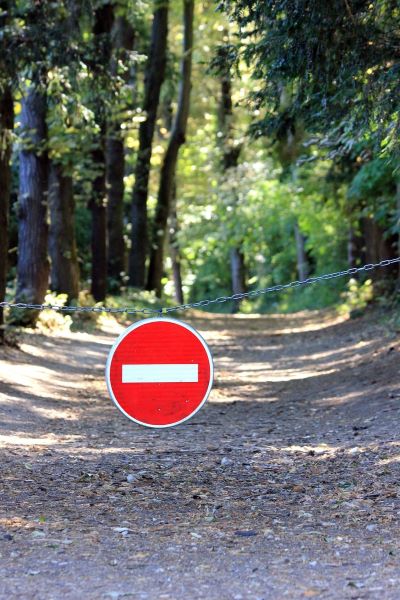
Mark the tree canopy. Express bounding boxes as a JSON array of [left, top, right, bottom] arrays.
[[0, 0, 399, 335], [219, 0, 400, 158]]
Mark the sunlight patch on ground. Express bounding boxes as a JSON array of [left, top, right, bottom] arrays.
[[29, 406, 79, 421], [288, 339, 375, 363], [27, 328, 121, 344], [0, 433, 80, 447], [234, 364, 337, 381], [0, 362, 58, 389], [0, 517, 32, 529], [209, 394, 280, 404], [0, 365, 83, 403], [377, 454, 400, 465], [272, 443, 339, 456], [213, 310, 347, 333], [266, 318, 346, 334], [314, 384, 395, 408]]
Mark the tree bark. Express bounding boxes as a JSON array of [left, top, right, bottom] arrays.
[[216, 39, 245, 312], [0, 84, 13, 340], [45, 0, 81, 303], [397, 181, 400, 283], [48, 162, 80, 300], [15, 84, 49, 325], [106, 131, 125, 289], [129, 0, 169, 288], [361, 216, 398, 283], [0, 1, 13, 339], [106, 16, 135, 290], [347, 225, 364, 271], [147, 0, 194, 296], [169, 184, 184, 304], [90, 143, 108, 302], [89, 4, 114, 302], [230, 248, 246, 313], [294, 220, 310, 281]]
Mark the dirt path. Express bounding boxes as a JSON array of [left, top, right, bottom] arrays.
[[0, 311, 400, 599]]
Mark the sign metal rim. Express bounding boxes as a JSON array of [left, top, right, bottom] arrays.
[[105, 317, 214, 428]]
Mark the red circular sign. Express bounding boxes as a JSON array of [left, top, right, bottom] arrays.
[[105, 318, 213, 428]]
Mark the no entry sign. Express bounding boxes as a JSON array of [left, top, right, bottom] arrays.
[[105, 318, 213, 428]]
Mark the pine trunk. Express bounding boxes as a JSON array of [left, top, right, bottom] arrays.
[[0, 84, 13, 340], [294, 220, 310, 281], [347, 225, 364, 271], [217, 38, 245, 310], [48, 162, 80, 300], [106, 132, 125, 289], [90, 145, 108, 302], [230, 248, 246, 313], [147, 0, 194, 296], [106, 16, 135, 289], [169, 185, 184, 304], [397, 181, 400, 283], [90, 4, 114, 302], [15, 85, 49, 325], [361, 216, 398, 284], [129, 0, 169, 288]]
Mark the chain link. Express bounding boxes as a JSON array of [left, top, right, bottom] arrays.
[[1, 257, 399, 316]]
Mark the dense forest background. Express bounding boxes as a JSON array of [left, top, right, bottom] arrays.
[[0, 0, 399, 335]]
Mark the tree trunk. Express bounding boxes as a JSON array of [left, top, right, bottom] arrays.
[[216, 38, 245, 310], [15, 84, 49, 325], [230, 248, 246, 313], [294, 220, 310, 281], [89, 4, 114, 302], [347, 225, 365, 271], [106, 131, 125, 289], [129, 0, 169, 288], [169, 185, 184, 304], [361, 216, 398, 283], [147, 0, 194, 296], [48, 162, 80, 300], [397, 181, 400, 283], [0, 84, 13, 340], [348, 226, 358, 269], [106, 16, 135, 290], [90, 144, 108, 302]]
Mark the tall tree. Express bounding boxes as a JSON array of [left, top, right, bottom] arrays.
[[147, 0, 194, 296], [15, 78, 49, 323], [0, 1, 13, 340], [106, 15, 135, 290], [275, 99, 310, 281], [215, 40, 245, 312], [89, 3, 114, 302], [47, 2, 82, 302], [128, 0, 169, 288], [48, 163, 80, 300], [293, 221, 309, 281], [169, 184, 184, 303], [162, 93, 184, 303]]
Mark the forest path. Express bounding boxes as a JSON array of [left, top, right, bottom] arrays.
[[0, 310, 400, 600]]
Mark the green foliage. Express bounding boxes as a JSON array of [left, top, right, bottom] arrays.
[[2, 0, 399, 322], [348, 158, 395, 201], [347, 157, 398, 239], [177, 144, 349, 312], [218, 0, 400, 157], [338, 278, 374, 317], [36, 292, 73, 332]]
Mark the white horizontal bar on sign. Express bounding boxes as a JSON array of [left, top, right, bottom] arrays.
[[122, 364, 199, 383]]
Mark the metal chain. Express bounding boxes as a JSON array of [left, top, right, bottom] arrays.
[[1, 257, 399, 316]]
